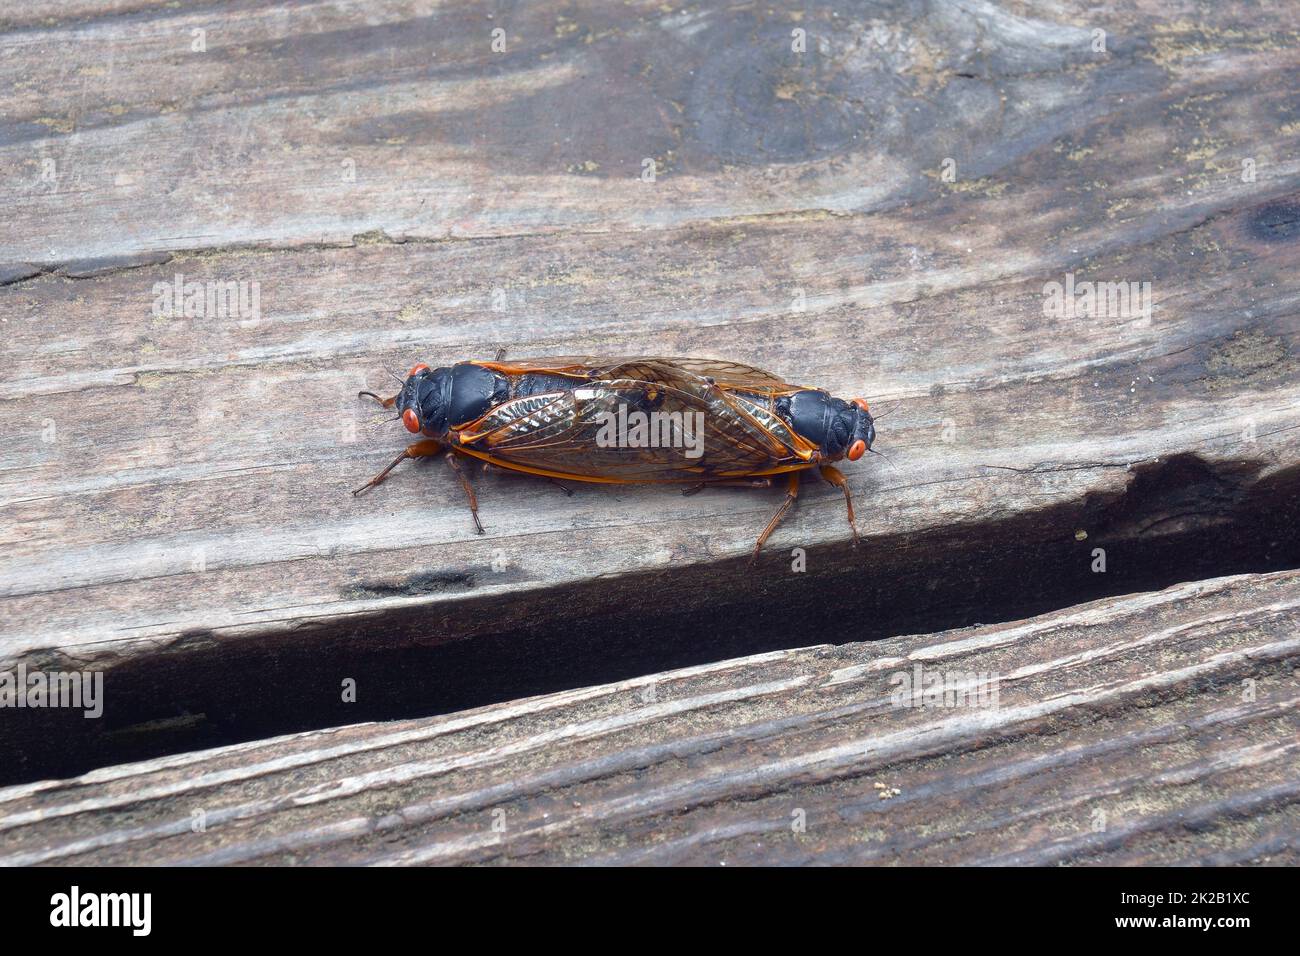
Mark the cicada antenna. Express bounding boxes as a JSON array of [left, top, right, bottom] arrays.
[[867, 447, 898, 470]]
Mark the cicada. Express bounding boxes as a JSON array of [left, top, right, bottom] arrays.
[[356, 355, 877, 561]]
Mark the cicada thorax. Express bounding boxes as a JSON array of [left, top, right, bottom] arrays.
[[404, 363, 512, 437], [776, 389, 858, 460], [718, 386, 871, 463], [446, 363, 511, 430], [452, 368, 600, 439]]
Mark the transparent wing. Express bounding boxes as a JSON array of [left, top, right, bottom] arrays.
[[621, 357, 795, 390], [478, 356, 798, 391], [456, 378, 805, 481]]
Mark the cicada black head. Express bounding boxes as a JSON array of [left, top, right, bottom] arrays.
[[781, 390, 876, 462], [845, 396, 875, 462], [394, 362, 510, 437], [394, 363, 453, 437]]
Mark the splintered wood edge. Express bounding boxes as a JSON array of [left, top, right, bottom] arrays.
[[1, 569, 1296, 865]]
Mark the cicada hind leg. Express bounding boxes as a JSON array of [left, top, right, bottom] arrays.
[[750, 471, 800, 566], [443, 451, 485, 534], [480, 459, 573, 497], [681, 477, 773, 497], [742, 467, 861, 563], [681, 476, 803, 564]]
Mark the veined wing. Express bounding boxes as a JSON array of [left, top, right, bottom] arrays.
[[622, 357, 796, 391], [588, 359, 819, 457], [475, 356, 599, 377], [476, 356, 799, 391], [454, 379, 806, 482]]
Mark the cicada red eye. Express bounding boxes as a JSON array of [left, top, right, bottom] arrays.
[[402, 408, 421, 433], [847, 439, 866, 461], [851, 397, 870, 414], [408, 363, 429, 378]]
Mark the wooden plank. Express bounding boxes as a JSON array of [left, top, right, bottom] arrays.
[[7, 0, 1293, 266], [0, 569, 1295, 866], [1, 2, 1299, 776]]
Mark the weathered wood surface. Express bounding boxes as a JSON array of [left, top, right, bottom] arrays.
[[1, 1, 1299, 780], [0, 569, 1296, 866]]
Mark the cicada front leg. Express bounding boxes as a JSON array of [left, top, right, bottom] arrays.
[[818, 464, 861, 548], [353, 439, 443, 496]]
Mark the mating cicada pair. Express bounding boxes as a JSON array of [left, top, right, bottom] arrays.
[[357, 355, 877, 562]]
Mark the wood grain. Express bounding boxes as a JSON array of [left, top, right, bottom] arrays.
[[0, 569, 1295, 865], [1, 2, 1299, 779]]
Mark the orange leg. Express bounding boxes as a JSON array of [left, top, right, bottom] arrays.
[[819, 464, 861, 548], [352, 439, 442, 496], [444, 451, 485, 534], [751, 471, 800, 565]]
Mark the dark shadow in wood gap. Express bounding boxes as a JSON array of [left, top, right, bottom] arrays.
[[2, 453, 1299, 786]]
